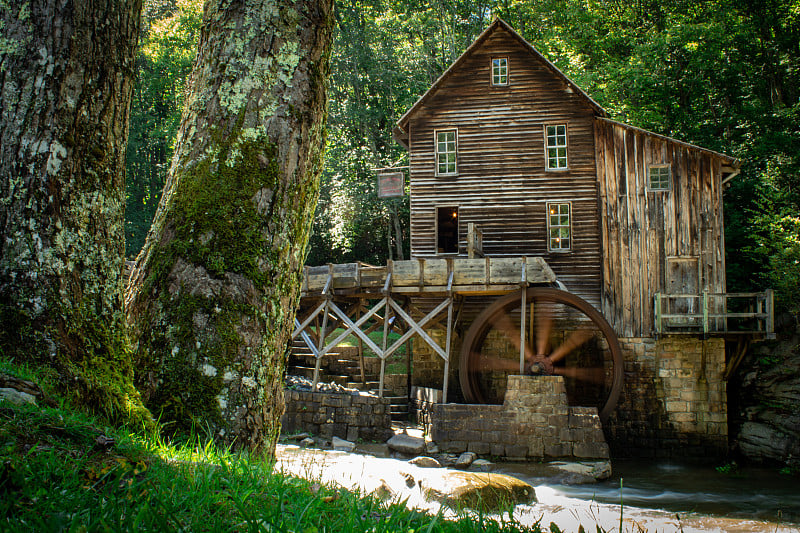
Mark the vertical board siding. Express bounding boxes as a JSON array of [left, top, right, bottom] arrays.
[[407, 28, 602, 309], [595, 120, 727, 337]]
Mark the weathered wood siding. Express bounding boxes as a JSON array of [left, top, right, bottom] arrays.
[[407, 27, 602, 308], [595, 119, 727, 337]]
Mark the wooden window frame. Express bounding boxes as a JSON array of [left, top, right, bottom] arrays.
[[435, 205, 460, 255], [544, 123, 568, 170], [491, 57, 508, 86], [546, 201, 572, 252], [434, 129, 458, 177], [648, 164, 671, 191]]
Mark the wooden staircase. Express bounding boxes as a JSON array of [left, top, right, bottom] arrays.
[[287, 339, 409, 421]]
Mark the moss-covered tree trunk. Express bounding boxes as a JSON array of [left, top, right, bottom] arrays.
[[125, 0, 333, 453], [0, 1, 152, 427]]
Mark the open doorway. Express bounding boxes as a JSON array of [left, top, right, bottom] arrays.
[[437, 206, 459, 254]]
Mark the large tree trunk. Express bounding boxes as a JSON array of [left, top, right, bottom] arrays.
[[126, 0, 333, 453], [0, 1, 151, 427]]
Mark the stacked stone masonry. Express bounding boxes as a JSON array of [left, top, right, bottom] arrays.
[[282, 389, 393, 442], [430, 375, 610, 460], [413, 325, 729, 458], [606, 337, 728, 458]]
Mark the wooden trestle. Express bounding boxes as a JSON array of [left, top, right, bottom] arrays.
[[292, 257, 557, 402]]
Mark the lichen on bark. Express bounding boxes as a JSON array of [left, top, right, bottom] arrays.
[[126, 0, 333, 453], [0, 0, 153, 429]]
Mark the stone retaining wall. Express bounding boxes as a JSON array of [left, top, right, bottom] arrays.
[[606, 337, 728, 458], [282, 389, 392, 442], [412, 326, 729, 458], [430, 375, 610, 460]]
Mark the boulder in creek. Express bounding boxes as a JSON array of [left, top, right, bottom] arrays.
[[332, 436, 356, 452], [454, 451, 476, 469], [419, 471, 536, 512], [387, 434, 426, 455], [409, 456, 442, 468]]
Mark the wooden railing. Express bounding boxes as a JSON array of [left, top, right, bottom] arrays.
[[654, 290, 774, 338], [467, 223, 484, 258]]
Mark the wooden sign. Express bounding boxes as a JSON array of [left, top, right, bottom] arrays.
[[377, 172, 404, 198]]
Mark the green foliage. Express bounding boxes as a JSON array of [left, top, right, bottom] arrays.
[[126, 0, 202, 257], [0, 361, 543, 532], [125, 0, 800, 317]]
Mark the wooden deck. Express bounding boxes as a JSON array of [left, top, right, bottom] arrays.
[[301, 256, 557, 297]]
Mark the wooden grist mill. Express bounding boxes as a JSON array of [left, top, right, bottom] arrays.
[[289, 18, 774, 458]]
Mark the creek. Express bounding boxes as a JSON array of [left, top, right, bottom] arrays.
[[496, 459, 800, 532], [276, 444, 800, 532]]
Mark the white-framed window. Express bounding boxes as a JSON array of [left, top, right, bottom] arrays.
[[547, 202, 571, 252], [435, 129, 458, 176], [649, 164, 671, 191], [491, 57, 508, 86], [545, 124, 568, 170]]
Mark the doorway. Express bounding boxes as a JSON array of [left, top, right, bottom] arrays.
[[436, 206, 459, 254]]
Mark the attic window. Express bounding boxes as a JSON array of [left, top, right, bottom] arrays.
[[545, 124, 568, 170], [492, 57, 508, 85], [547, 202, 571, 252], [649, 165, 671, 191], [435, 129, 457, 176]]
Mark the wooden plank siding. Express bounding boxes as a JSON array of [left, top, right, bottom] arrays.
[[406, 27, 603, 310], [594, 119, 728, 337]]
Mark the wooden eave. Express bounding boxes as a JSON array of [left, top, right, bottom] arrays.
[[596, 117, 741, 181], [392, 17, 607, 148]]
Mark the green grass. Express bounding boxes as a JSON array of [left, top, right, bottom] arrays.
[[0, 357, 540, 532]]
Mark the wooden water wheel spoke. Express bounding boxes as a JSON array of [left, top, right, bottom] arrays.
[[459, 287, 623, 421]]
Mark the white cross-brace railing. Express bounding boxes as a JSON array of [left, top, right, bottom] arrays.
[[291, 272, 456, 400]]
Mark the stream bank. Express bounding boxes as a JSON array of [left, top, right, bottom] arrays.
[[275, 439, 800, 532]]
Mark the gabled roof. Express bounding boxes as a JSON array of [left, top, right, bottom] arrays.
[[392, 18, 740, 175], [392, 17, 607, 147]]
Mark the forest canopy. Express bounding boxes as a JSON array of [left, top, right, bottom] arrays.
[[127, 0, 800, 313]]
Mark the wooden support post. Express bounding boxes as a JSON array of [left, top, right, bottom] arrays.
[[442, 271, 454, 403], [519, 287, 527, 374], [358, 336, 365, 384], [405, 336, 412, 405], [702, 290, 709, 336], [357, 299, 366, 384], [654, 293, 662, 335], [312, 299, 330, 392], [766, 289, 775, 339], [379, 296, 391, 398]]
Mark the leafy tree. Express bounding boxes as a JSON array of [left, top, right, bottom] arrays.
[[126, 0, 202, 257]]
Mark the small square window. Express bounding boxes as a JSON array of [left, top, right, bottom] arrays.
[[545, 124, 568, 169], [435, 130, 457, 176], [547, 202, 571, 251], [649, 165, 670, 190], [492, 57, 508, 85]]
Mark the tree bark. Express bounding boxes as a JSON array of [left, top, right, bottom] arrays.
[[126, 0, 333, 453], [0, 1, 151, 427]]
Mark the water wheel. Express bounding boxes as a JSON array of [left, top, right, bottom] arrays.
[[458, 287, 623, 421]]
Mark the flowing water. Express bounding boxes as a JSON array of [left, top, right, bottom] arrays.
[[277, 444, 800, 532], [496, 459, 800, 532]]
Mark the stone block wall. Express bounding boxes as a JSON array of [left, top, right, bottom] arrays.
[[429, 375, 610, 460], [411, 329, 463, 401], [282, 389, 392, 442], [606, 337, 728, 458]]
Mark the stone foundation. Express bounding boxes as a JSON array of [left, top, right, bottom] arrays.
[[282, 389, 392, 442], [410, 325, 729, 458], [430, 375, 609, 460], [606, 337, 728, 458]]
